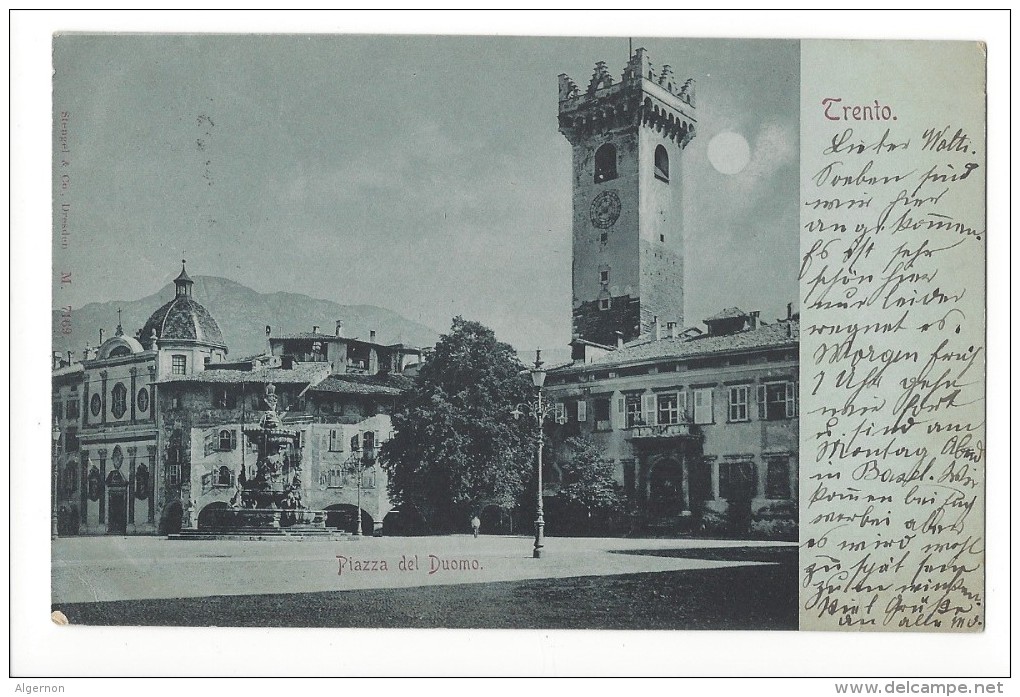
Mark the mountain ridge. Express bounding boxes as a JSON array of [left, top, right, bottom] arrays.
[[52, 275, 441, 360]]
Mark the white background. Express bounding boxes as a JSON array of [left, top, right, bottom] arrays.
[[9, 9, 1012, 689]]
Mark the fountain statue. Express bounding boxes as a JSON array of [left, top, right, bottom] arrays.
[[211, 383, 326, 531]]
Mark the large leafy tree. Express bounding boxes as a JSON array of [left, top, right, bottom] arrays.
[[552, 436, 625, 533], [381, 317, 536, 532]]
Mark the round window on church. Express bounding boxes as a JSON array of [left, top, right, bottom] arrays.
[[137, 388, 149, 413], [111, 383, 127, 419], [90, 393, 102, 417]]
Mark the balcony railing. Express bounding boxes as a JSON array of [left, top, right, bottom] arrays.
[[628, 422, 696, 440]]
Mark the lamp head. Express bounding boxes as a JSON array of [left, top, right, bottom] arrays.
[[531, 348, 546, 388], [530, 368, 546, 389]]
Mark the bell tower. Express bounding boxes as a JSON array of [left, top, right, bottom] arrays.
[[558, 48, 696, 346]]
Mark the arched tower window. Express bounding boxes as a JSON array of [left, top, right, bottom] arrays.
[[654, 144, 670, 182], [594, 143, 617, 183]]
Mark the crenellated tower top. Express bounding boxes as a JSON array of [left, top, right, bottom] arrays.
[[558, 48, 696, 148]]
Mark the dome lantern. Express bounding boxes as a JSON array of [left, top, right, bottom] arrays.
[[137, 261, 227, 354], [174, 259, 194, 297]]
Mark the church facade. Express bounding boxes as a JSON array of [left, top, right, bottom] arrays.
[[544, 51, 799, 538]]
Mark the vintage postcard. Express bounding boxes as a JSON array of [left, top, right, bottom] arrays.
[[23, 17, 1003, 678]]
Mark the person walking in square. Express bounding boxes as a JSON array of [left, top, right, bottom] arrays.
[[471, 515, 481, 538]]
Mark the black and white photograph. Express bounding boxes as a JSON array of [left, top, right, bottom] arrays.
[[10, 9, 1007, 684], [49, 33, 801, 631]]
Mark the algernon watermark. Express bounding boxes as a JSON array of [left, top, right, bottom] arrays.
[[13, 685, 65, 694]]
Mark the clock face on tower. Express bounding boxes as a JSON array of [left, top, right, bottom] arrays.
[[590, 190, 622, 229]]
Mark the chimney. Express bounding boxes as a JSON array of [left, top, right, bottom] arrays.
[[653, 316, 662, 341], [266, 325, 272, 337], [787, 302, 793, 321], [370, 330, 377, 343], [312, 325, 319, 335], [786, 323, 792, 338], [99, 328, 104, 345], [335, 320, 344, 337], [615, 331, 624, 349], [750, 311, 760, 330], [67, 350, 74, 364], [52, 352, 61, 370], [667, 321, 678, 339]]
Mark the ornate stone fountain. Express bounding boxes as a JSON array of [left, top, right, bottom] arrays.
[[230, 383, 326, 530], [171, 383, 329, 539]]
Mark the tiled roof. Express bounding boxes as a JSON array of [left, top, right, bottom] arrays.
[[270, 333, 417, 350], [237, 352, 272, 362], [271, 332, 341, 341], [552, 321, 799, 372], [139, 295, 227, 349], [159, 364, 330, 385], [704, 307, 749, 322], [310, 373, 412, 395], [309, 376, 406, 396], [52, 362, 84, 378]]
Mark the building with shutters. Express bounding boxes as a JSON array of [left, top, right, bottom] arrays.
[[544, 51, 798, 537], [51, 260, 421, 536], [157, 364, 408, 536], [544, 307, 799, 537]]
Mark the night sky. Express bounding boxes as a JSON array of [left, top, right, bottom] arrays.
[[52, 34, 799, 353]]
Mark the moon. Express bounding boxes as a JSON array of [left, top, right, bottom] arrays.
[[707, 131, 751, 175]]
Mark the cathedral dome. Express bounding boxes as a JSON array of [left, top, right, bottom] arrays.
[[138, 261, 228, 352]]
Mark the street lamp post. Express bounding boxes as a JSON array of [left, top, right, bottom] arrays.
[[51, 420, 61, 540], [350, 445, 363, 537], [531, 351, 547, 559], [347, 438, 376, 537], [512, 350, 552, 559]]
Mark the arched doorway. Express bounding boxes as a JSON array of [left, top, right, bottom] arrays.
[[648, 457, 685, 517], [160, 500, 183, 535], [198, 501, 230, 530], [324, 504, 374, 535], [106, 470, 128, 534]]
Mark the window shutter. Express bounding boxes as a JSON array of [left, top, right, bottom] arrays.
[[786, 381, 797, 418], [642, 394, 656, 426], [757, 384, 767, 420], [693, 388, 714, 425], [230, 430, 237, 450], [553, 402, 566, 423], [576, 400, 587, 422], [611, 396, 624, 430], [204, 431, 214, 456], [678, 391, 688, 421]]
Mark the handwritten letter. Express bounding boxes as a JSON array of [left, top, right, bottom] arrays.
[[799, 42, 986, 631]]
